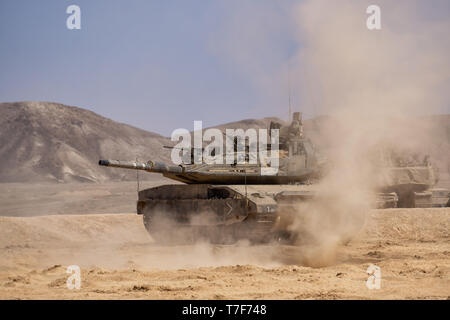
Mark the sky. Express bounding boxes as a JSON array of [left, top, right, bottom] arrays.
[[1, 0, 449, 136]]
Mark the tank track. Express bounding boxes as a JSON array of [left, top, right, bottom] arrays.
[[142, 210, 279, 245]]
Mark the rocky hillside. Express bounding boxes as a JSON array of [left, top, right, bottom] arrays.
[[0, 102, 171, 182]]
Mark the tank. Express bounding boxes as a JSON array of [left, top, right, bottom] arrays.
[[99, 112, 327, 244], [373, 147, 438, 208]]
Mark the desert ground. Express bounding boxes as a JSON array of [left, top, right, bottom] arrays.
[[0, 182, 448, 300]]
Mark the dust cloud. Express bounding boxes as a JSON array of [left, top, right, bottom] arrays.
[[273, 0, 450, 266], [0, 214, 285, 271], [138, 1, 450, 268]]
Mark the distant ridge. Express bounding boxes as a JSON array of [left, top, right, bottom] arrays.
[[0, 102, 170, 182], [0, 101, 448, 184]]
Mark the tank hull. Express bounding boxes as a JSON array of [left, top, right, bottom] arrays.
[[137, 184, 316, 244], [377, 166, 436, 208]]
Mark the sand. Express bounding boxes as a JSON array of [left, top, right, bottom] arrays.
[[0, 207, 448, 299]]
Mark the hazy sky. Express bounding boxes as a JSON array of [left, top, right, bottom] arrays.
[[1, 1, 449, 136]]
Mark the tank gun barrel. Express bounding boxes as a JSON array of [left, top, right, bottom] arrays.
[[98, 159, 183, 174]]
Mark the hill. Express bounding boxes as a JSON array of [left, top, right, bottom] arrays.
[[0, 101, 448, 185], [0, 102, 170, 182]]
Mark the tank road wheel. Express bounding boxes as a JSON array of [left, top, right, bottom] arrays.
[[210, 224, 239, 245], [178, 224, 239, 245], [396, 191, 416, 208], [233, 214, 279, 244], [142, 211, 195, 245], [142, 211, 240, 245]]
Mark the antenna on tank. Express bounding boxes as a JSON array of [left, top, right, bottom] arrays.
[[136, 156, 140, 194], [244, 168, 248, 216], [288, 63, 293, 121]]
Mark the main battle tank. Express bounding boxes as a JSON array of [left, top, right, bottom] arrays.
[[374, 147, 437, 208], [99, 112, 327, 244]]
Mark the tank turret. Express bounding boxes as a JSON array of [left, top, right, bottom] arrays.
[[99, 112, 326, 185]]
